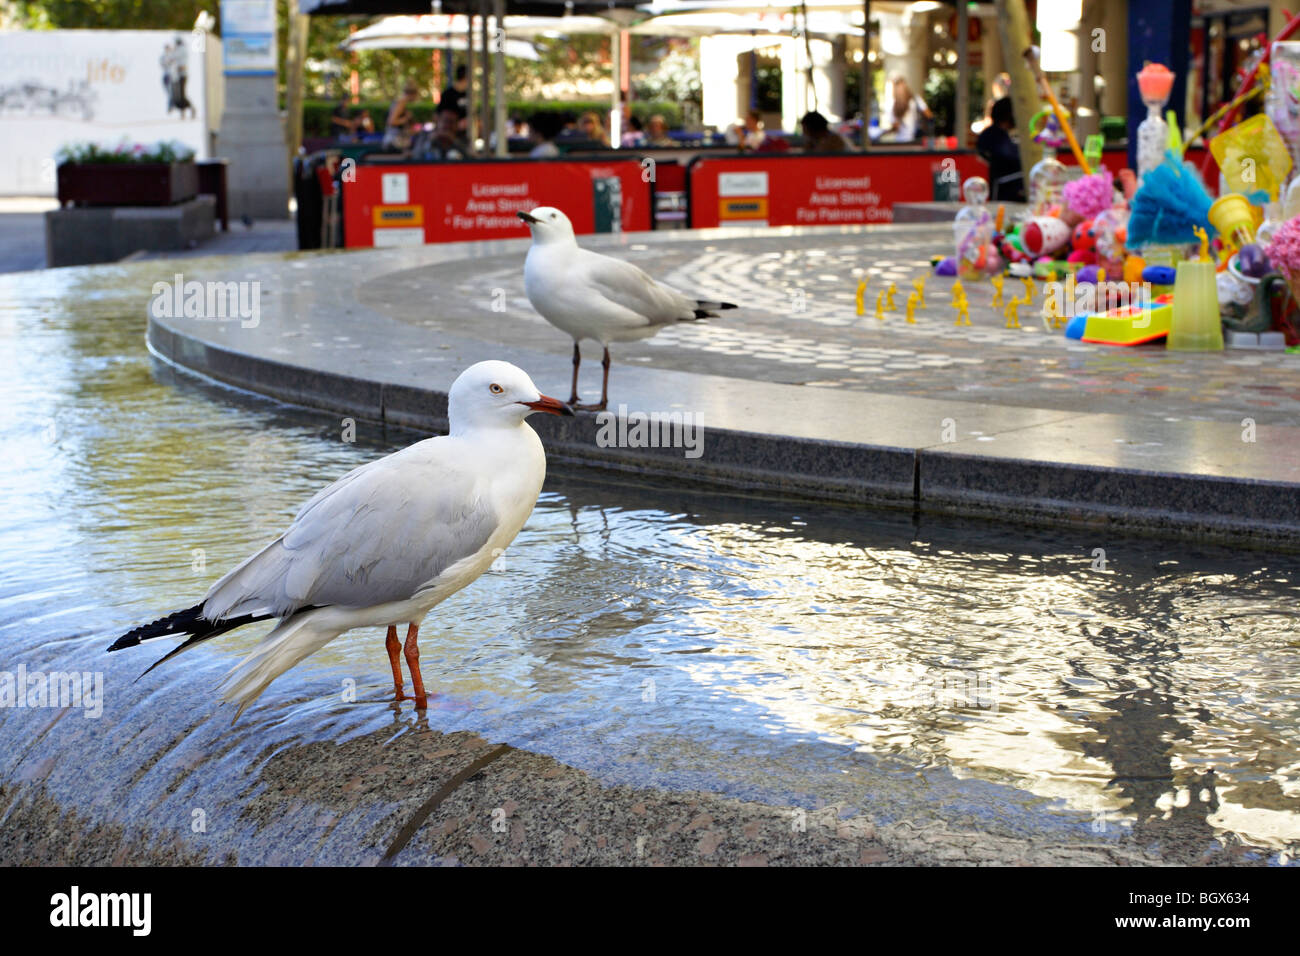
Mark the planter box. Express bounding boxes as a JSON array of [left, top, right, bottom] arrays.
[[57, 161, 199, 207]]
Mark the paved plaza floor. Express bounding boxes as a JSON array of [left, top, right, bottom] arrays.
[[365, 225, 1300, 427]]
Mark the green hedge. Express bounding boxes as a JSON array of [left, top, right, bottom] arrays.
[[1100, 115, 1127, 143], [509, 100, 683, 129], [301, 98, 684, 138]]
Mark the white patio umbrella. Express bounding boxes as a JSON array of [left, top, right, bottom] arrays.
[[340, 16, 542, 59], [627, 10, 863, 39]]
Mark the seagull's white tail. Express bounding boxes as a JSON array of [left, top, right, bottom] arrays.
[[219, 609, 345, 719]]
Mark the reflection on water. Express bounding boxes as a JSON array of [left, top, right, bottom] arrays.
[[1, 264, 1298, 862]]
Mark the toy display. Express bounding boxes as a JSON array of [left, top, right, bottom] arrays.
[[912, 16, 1300, 353]]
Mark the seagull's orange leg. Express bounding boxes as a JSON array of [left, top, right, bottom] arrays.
[[385, 625, 406, 701], [403, 622, 428, 710]]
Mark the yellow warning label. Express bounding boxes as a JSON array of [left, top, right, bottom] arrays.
[[719, 198, 768, 220], [374, 205, 424, 226]]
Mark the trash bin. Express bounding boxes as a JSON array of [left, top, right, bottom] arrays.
[[293, 153, 326, 250]]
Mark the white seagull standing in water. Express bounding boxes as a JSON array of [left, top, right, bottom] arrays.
[[518, 206, 736, 410], [109, 361, 572, 716]]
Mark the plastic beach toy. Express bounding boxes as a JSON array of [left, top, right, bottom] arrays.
[[1064, 294, 1174, 346], [1167, 259, 1224, 351], [953, 177, 996, 279], [1209, 114, 1293, 202], [1207, 193, 1258, 255], [1266, 42, 1300, 176], [1136, 63, 1175, 184]]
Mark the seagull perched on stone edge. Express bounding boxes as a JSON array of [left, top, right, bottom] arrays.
[[107, 361, 573, 717], [518, 206, 737, 411]]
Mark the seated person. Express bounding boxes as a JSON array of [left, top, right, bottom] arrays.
[[975, 97, 1025, 202], [621, 115, 646, 148], [528, 111, 565, 158], [800, 111, 848, 153], [645, 114, 675, 147], [410, 107, 467, 160], [331, 96, 360, 142], [577, 111, 610, 148]]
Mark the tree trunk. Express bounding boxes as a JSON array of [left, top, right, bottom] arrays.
[[284, 3, 310, 166], [994, 0, 1041, 190]]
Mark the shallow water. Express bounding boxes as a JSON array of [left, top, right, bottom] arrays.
[[2, 263, 1298, 862]]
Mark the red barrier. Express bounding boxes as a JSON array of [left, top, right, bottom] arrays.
[[343, 158, 653, 248], [687, 152, 987, 228]]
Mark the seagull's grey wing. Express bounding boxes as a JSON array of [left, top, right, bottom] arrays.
[[201, 444, 497, 619], [579, 248, 698, 327]]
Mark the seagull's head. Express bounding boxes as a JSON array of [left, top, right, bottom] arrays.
[[517, 206, 575, 246], [448, 360, 573, 433]]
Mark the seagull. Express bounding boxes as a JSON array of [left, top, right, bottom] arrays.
[[107, 360, 573, 717], [518, 206, 737, 411]]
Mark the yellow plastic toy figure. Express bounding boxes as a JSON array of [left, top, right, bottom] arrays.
[[885, 282, 898, 312], [855, 278, 869, 316], [906, 290, 919, 323], [912, 277, 926, 307], [951, 278, 965, 303], [954, 295, 971, 327], [1042, 294, 1064, 331], [1020, 276, 1036, 303], [991, 274, 1005, 308], [875, 290, 885, 320], [1004, 296, 1022, 329]]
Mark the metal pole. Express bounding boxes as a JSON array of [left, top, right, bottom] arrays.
[[466, 12, 476, 152], [956, 0, 969, 148], [610, 28, 622, 146], [861, 0, 871, 151], [493, 0, 507, 156], [480, 0, 491, 154]]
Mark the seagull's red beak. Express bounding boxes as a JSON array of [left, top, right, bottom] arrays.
[[521, 394, 574, 416]]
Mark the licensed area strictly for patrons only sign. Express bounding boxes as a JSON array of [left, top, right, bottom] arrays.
[[688, 152, 988, 228], [342, 158, 653, 247]]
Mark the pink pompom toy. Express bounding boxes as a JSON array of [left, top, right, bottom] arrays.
[[1265, 216, 1300, 284], [1063, 172, 1114, 220]]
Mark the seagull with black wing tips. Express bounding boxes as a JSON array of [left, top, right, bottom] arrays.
[[108, 360, 572, 717], [518, 206, 738, 411]]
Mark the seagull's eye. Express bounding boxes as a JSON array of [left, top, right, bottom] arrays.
[[489, 383, 504, 395]]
